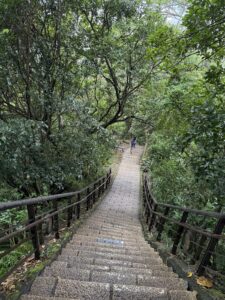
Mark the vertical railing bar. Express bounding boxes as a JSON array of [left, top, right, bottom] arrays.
[[67, 197, 73, 227], [148, 203, 158, 231], [86, 188, 90, 211], [171, 211, 189, 255], [77, 193, 81, 219], [53, 199, 60, 239], [197, 216, 225, 275], [27, 204, 40, 260]]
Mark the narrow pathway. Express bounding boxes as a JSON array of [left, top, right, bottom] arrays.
[[21, 146, 196, 300]]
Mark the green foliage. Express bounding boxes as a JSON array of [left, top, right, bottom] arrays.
[[0, 242, 33, 277], [183, 0, 225, 59], [142, 52, 225, 211]]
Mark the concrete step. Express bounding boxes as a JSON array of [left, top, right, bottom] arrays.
[[71, 237, 149, 248], [169, 290, 197, 300], [57, 255, 94, 265], [28, 277, 56, 297], [84, 224, 142, 232], [109, 266, 178, 277], [50, 260, 110, 272], [77, 226, 142, 235], [80, 222, 142, 229], [55, 278, 110, 299], [64, 245, 158, 257], [56, 256, 171, 272], [43, 266, 187, 290], [91, 272, 185, 289], [43, 266, 90, 281], [47, 260, 177, 279], [71, 240, 151, 251], [54, 278, 169, 299], [76, 230, 142, 239], [112, 283, 168, 299], [61, 249, 163, 264], [20, 296, 77, 300], [74, 232, 146, 243], [86, 218, 140, 227]]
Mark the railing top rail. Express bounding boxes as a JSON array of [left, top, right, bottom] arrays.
[[158, 203, 225, 219], [0, 171, 111, 212], [145, 175, 225, 219]]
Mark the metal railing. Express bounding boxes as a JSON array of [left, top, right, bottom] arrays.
[[143, 175, 225, 288], [0, 169, 111, 281]]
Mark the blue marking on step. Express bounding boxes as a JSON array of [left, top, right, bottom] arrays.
[[96, 238, 124, 246]]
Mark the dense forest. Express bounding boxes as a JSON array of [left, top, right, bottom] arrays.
[[0, 0, 224, 210]]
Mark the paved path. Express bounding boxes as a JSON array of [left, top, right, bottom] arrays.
[[21, 146, 196, 300]]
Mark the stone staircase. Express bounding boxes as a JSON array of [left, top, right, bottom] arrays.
[[20, 147, 197, 300]]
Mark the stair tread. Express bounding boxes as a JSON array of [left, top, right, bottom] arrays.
[[61, 249, 162, 264], [64, 245, 158, 257], [55, 278, 110, 299], [55, 257, 170, 271], [20, 296, 77, 300], [169, 290, 197, 300]]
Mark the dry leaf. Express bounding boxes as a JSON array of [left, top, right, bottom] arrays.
[[197, 276, 213, 288], [1, 278, 16, 291], [187, 272, 193, 278]]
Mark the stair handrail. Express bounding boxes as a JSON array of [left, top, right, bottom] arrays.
[[0, 169, 112, 282], [143, 174, 225, 278]]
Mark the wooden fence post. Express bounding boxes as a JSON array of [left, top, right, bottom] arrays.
[[27, 204, 40, 260]]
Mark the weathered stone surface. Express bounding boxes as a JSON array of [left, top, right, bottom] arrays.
[[55, 279, 110, 299], [65, 244, 157, 257], [92, 271, 136, 285], [49, 261, 68, 269], [168, 290, 197, 300], [43, 267, 90, 281], [151, 270, 179, 278], [71, 239, 149, 249], [137, 275, 187, 290], [112, 284, 168, 299], [29, 277, 56, 296], [57, 255, 94, 265], [73, 233, 147, 244], [95, 258, 133, 267], [132, 262, 169, 271], [111, 265, 152, 275], [20, 296, 77, 300], [68, 263, 110, 272]]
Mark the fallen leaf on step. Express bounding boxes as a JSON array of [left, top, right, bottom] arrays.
[[196, 276, 213, 288], [187, 272, 193, 278]]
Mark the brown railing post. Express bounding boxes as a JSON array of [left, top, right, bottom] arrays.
[[98, 180, 101, 197], [86, 188, 90, 211], [27, 204, 40, 260], [77, 193, 81, 219], [157, 207, 170, 241], [105, 172, 109, 189], [191, 234, 207, 264], [67, 198, 73, 227], [108, 169, 111, 185], [171, 211, 189, 255], [143, 182, 149, 219], [93, 183, 97, 204], [148, 203, 158, 231], [102, 178, 105, 193], [197, 216, 225, 275], [38, 222, 44, 245], [143, 177, 147, 205], [145, 186, 151, 224], [53, 200, 60, 239]]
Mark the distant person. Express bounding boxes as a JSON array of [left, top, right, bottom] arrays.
[[130, 137, 137, 154]]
